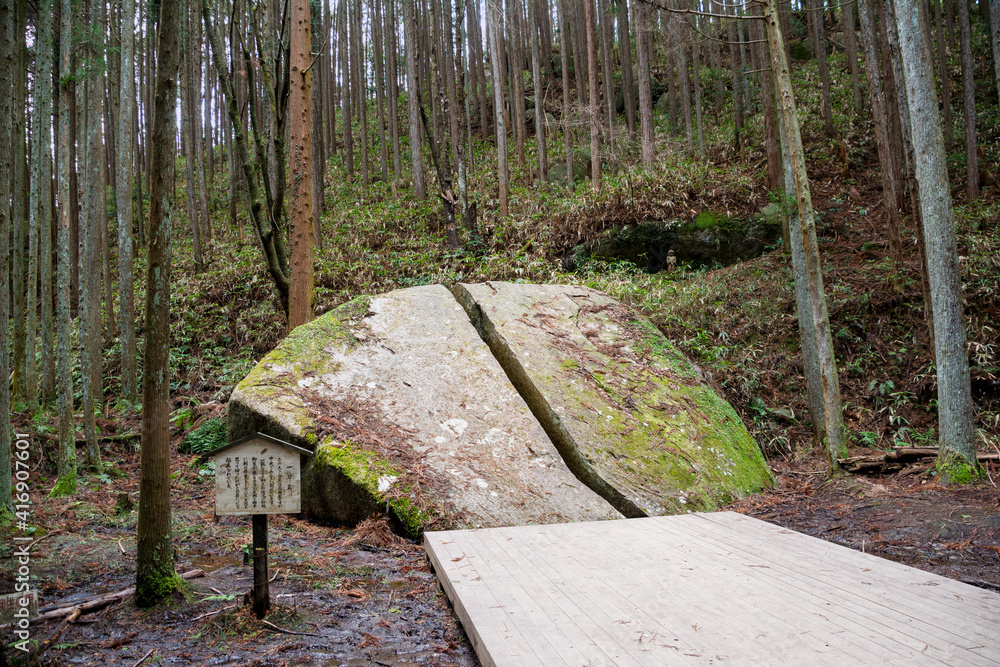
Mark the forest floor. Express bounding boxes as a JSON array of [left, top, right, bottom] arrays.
[[3, 438, 997, 666]]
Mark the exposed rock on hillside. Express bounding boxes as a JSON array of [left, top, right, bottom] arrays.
[[229, 283, 773, 534]]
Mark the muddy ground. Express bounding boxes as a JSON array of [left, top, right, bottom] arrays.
[[2, 441, 998, 666]]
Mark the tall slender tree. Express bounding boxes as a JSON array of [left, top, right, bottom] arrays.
[[118, 0, 138, 401], [808, 0, 835, 136], [80, 0, 105, 472], [584, 0, 600, 188], [894, 0, 979, 481], [136, 0, 185, 607], [38, 0, 56, 403], [405, 0, 426, 196], [288, 0, 315, 329], [0, 0, 14, 517], [991, 0, 1000, 99], [559, 0, 574, 185], [764, 0, 846, 469], [636, 0, 654, 167], [52, 0, 77, 497], [857, 0, 902, 267], [617, 0, 635, 136], [528, 0, 546, 183], [843, 0, 862, 111], [387, 0, 402, 188], [487, 0, 509, 214]]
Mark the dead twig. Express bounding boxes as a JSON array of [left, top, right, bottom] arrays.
[[260, 618, 321, 636], [131, 648, 155, 667], [25, 529, 63, 550], [32, 607, 82, 662], [189, 604, 238, 622]]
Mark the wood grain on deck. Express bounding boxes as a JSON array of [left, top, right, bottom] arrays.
[[424, 511, 1000, 666]]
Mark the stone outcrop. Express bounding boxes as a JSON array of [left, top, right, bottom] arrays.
[[454, 283, 774, 517], [229, 283, 773, 534], [228, 285, 622, 536]]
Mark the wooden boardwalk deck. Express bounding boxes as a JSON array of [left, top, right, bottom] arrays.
[[424, 512, 1000, 666]]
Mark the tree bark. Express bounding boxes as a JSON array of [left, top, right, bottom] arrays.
[[894, 0, 979, 480], [12, 0, 26, 407], [117, 0, 138, 401], [882, 0, 934, 348], [288, 0, 315, 330], [80, 0, 105, 472], [0, 0, 14, 515], [529, 0, 547, 183], [39, 32, 56, 404], [487, 0, 509, 214], [52, 0, 77, 497], [405, 0, 426, 196], [857, 0, 903, 269], [637, 0, 654, 167], [136, 0, 184, 607], [764, 0, 846, 470], [617, 0, 635, 136], [809, 0, 835, 136]]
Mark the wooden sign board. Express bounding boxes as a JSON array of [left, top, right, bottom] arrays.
[[213, 433, 311, 516], [0, 589, 38, 624]]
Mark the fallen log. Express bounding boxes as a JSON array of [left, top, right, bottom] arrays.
[[2, 569, 205, 628], [839, 447, 998, 475]]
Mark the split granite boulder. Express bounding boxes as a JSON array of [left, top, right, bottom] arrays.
[[228, 283, 773, 535], [455, 283, 774, 517], [228, 285, 622, 536]]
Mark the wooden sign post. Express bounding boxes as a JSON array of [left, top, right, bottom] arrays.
[[213, 433, 311, 618]]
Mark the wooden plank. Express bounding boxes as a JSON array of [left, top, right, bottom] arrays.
[[646, 515, 974, 664], [569, 517, 935, 665], [426, 514, 1000, 666], [689, 513, 1000, 649], [669, 514, 1000, 663], [425, 534, 527, 667], [490, 525, 709, 665], [456, 530, 574, 667], [702, 512, 1000, 619], [475, 528, 629, 666], [515, 521, 860, 665]]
